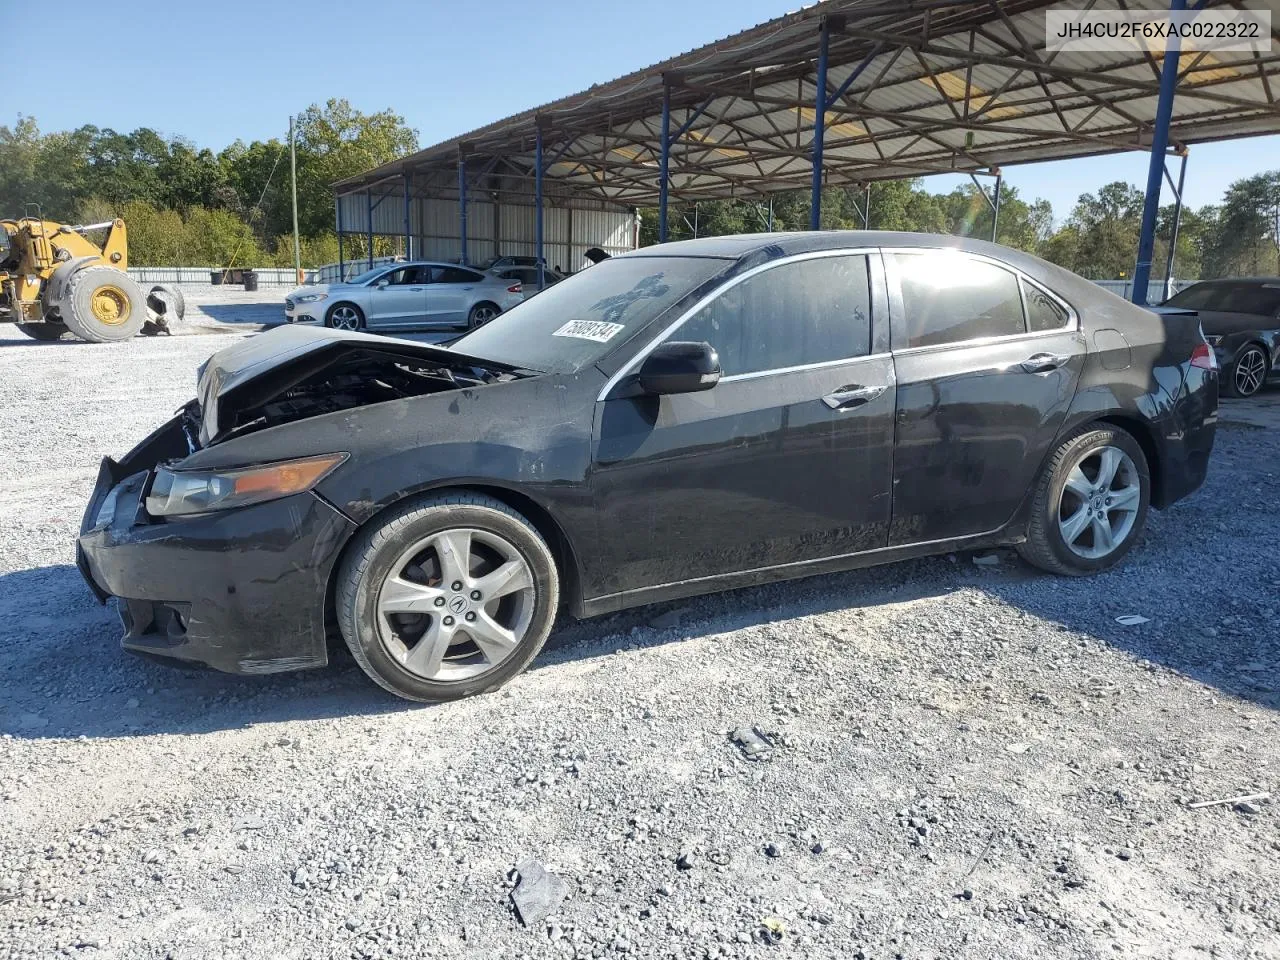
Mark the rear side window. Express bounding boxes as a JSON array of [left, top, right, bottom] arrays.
[[1023, 280, 1070, 332], [893, 252, 1024, 348], [435, 267, 482, 283], [674, 255, 872, 376]]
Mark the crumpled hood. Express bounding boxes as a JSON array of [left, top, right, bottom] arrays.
[[195, 325, 524, 446], [286, 283, 333, 299]]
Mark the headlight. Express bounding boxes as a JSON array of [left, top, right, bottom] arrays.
[[294, 293, 328, 304], [145, 453, 347, 518]]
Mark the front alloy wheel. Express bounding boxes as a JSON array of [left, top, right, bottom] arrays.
[[376, 528, 536, 682], [1227, 345, 1267, 398], [467, 303, 499, 329], [336, 493, 559, 701], [327, 304, 363, 331], [1018, 424, 1150, 576]]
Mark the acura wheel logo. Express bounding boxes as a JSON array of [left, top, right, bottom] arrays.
[[448, 595, 468, 614]]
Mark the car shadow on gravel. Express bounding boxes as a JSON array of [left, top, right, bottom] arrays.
[[5, 521, 1275, 743]]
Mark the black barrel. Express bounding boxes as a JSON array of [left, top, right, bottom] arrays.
[[242, 270, 259, 292], [210, 270, 224, 285]]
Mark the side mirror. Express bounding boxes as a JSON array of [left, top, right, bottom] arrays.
[[638, 341, 721, 395]]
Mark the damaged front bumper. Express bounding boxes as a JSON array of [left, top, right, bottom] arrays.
[[76, 414, 357, 675]]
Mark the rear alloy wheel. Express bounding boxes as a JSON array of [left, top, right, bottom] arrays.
[[1224, 345, 1268, 398], [1017, 425, 1150, 576], [335, 493, 559, 702], [467, 302, 499, 329], [326, 303, 364, 331]]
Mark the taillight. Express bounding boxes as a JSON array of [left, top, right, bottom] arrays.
[[508, 283, 522, 294], [1190, 342, 1218, 370]]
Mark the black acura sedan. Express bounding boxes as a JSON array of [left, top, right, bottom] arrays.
[[78, 232, 1219, 702], [1158, 278, 1280, 398]]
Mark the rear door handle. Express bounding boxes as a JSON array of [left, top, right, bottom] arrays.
[[822, 384, 886, 410], [1020, 353, 1070, 374]]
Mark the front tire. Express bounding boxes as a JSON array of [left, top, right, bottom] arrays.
[[335, 493, 559, 702], [57, 266, 148, 342], [1017, 424, 1150, 576], [326, 302, 364, 331], [1223, 344, 1268, 398]]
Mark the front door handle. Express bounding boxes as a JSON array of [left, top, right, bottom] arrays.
[[822, 384, 886, 410], [1020, 353, 1070, 374]]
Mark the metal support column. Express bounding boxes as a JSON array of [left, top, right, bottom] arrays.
[[403, 173, 412, 260], [767, 197, 774, 231], [1132, 0, 1186, 304], [366, 191, 374, 269], [457, 157, 468, 265], [991, 171, 1002, 243], [659, 83, 671, 242], [810, 17, 830, 231], [535, 126, 545, 291], [863, 183, 871, 229], [336, 195, 344, 279], [1163, 149, 1189, 297]]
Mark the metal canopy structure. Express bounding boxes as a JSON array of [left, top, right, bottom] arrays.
[[335, 0, 1280, 301]]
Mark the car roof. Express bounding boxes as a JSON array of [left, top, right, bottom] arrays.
[[1179, 276, 1280, 286], [614, 230, 1032, 261]]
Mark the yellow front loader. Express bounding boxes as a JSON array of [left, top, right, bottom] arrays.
[[0, 216, 184, 342]]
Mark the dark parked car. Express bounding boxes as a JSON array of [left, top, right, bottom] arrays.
[[1158, 278, 1280, 398], [78, 232, 1218, 703]]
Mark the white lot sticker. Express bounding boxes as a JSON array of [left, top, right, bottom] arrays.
[[552, 319, 625, 343]]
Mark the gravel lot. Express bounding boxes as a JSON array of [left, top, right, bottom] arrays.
[[1, 295, 1278, 960]]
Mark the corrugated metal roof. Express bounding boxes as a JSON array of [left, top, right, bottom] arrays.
[[338, 0, 1280, 204]]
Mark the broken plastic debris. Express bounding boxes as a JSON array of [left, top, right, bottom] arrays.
[[730, 726, 776, 761], [1115, 615, 1151, 626]]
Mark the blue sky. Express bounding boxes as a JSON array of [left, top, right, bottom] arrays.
[[14, 0, 1279, 223]]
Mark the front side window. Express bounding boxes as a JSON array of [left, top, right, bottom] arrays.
[[894, 252, 1025, 348], [672, 255, 872, 376]]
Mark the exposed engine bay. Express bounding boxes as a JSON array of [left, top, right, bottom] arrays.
[[192, 328, 531, 449]]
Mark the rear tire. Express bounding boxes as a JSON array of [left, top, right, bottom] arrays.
[[15, 322, 68, 341], [1017, 424, 1150, 576], [57, 266, 147, 342], [335, 493, 559, 702], [467, 302, 500, 329], [326, 302, 364, 331], [1222, 344, 1268, 398], [147, 283, 186, 322]]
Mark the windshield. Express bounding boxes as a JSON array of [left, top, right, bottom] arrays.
[[451, 256, 729, 373], [342, 266, 390, 286], [1165, 281, 1280, 316]]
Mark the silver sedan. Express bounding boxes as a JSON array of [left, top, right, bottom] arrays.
[[284, 261, 524, 331]]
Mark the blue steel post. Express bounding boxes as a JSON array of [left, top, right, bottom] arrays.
[[1131, 0, 1186, 304], [403, 173, 412, 260], [659, 83, 671, 243], [535, 126, 545, 291], [366, 191, 373, 269], [336, 195, 345, 279], [458, 157, 468, 265], [810, 17, 830, 231]]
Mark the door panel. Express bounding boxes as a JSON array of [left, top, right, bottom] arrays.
[[367, 267, 426, 328], [425, 267, 481, 325], [591, 356, 896, 597], [885, 251, 1085, 545]]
